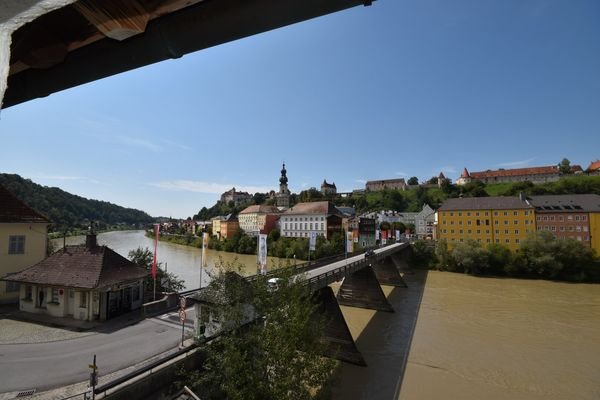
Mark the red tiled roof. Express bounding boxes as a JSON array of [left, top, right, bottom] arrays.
[[460, 168, 469, 178], [284, 201, 344, 216], [4, 244, 149, 289], [470, 166, 559, 179], [239, 205, 280, 214], [588, 160, 600, 171], [0, 185, 50, 223]]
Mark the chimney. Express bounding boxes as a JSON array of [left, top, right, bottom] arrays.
[[86, 221, 97, 250], [519, 191, 526, 202]]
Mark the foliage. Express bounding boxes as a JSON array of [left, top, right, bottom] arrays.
[[558, 158, 572, 174], [410, 239, 435, 267], [128, 247, 185, 293], [186, 262, 336, 400], [0, 173, 154, 230], [407, 176, 419, 185], [433, 234, 598, 282]]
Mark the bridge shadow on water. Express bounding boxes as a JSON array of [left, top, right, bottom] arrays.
[[329, 269, 429, 400]]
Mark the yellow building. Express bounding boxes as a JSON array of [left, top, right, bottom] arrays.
[[436, 196, 535, 251], [0, 185, 50, 303]]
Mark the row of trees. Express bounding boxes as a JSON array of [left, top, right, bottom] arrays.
[[206, 229, 346, 261], [411, 231, 599, 282], [0, 173, 154, 230]]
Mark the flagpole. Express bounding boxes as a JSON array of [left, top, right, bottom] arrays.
[[199, 232, 204, 290]]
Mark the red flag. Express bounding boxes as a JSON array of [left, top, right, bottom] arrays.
[[152, 224, 158, 279]]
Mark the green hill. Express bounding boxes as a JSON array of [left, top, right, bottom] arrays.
[[0, 173, 154, 230]]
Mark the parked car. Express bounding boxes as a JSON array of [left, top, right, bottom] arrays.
[[364, 249, 375, 257]]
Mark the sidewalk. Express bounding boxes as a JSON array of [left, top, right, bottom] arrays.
[[0, 305, 145, 344]]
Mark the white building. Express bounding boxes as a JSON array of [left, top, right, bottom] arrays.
[[238, 205, 280, 236], [280, 201, 344, 240]]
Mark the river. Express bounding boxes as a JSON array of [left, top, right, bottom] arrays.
[[52, 230, 286, 289], [332, 270, 600, 400], [53, 232, 600, 399]]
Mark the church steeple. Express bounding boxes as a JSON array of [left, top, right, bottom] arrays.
[[277, 162, 290, 209], [279, 163, 288, 185]]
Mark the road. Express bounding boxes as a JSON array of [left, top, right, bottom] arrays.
[[304, 242, 406, 280], [0, 308, 195, 393]]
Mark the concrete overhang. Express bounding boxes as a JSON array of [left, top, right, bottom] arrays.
[[1, 0, 373, 109]]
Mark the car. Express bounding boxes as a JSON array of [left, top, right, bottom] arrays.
[[364, 249, 375, 257]]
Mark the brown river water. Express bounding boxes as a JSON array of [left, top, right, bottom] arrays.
[[52, 230, 286, 289], [55, 232, 600, 399]]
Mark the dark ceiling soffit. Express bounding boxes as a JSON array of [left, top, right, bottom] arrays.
[[3, 0, 371, 109]]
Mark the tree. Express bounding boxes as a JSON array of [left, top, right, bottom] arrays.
[[407, 176, 419, 185], [558, 158, 572, 174], [188, 263, 336, 400], [450, 239, 489, 275], [427, 176, 438, 185], [128, 247, 185, 293]]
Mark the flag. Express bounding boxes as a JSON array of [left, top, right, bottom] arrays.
[[346, 231, 353, 253], [202, 232, 208, 268], [309, 231, 317, 251], [152, 224, 159, 279], [258, 234, 268, 273], [396, 230, 401, 242], [375, 229, 380, 241]]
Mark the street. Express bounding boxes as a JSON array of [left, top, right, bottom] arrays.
[[0, 309, 195, 393]]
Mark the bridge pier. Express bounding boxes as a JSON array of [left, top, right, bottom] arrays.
[[336, 266, 394, 312], [312, 286, 366, 366], [372, 256, 407, 287]]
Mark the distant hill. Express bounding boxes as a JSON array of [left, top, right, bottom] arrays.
[[0, 173, 154, 230]]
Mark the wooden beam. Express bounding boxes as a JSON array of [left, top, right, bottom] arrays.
[[73, 0, 150, 41]]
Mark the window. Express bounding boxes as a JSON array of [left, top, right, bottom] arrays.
[[443, 221, 447, 225], [309, 223, 313, 230], [513, 211, 518, 216], [467, 230, 472, 234], [504, 221, 508, 225], [450, 230, 455, 234], [443, 229, 447, 234], [467, 221, 472, 226], [495, 239, 500, 243], [477, 230, 481, 234], [525, 220, 529, 225], [582, 215, 587, 221], [543, 216, 548, 221], [485, 212, 489, 216], [494, 211, 498, 216], [567, 215, 573, 221], [450, 221, 454, 225], [576, 226, 581, 232], [486, 219, 490, 226], [486, 230, 490, 234], [320, 223, 324, 230], [537, 216, 542, 221], [459, 221, 463, 225], [503, 211, 508, 216], [515, 238, 520, 244], [486, 238, 491, 243], [505, 238, 510, 243], [476, 212, 480, 217], [559, 216, 564, 222], [459, 229, 463, 234], [25, 285, 32, 300], [51, 288, 59, 303], [550, 216, 555, 221], [467, 212, 471, 216], [551, 226, 556, 231], [495, 230, 499, 234], [504, 229, 509, 234], [514, 220, 518, 225], [8, 235, 25, 254], [575, 215, 580, 221], [6, 281, 19, 293], [583, 226, 588, 232], [476, 219, 481, 226], [80, 292, 87, 308], [458, 212, 462, 217], [515, 230, 519, 234], [560, 226, 565, 232]]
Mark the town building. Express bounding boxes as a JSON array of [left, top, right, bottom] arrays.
[[320, 179, 337, 196], [344, 216, 377, 248], [587, 160, 600, 175], [220, 187, 252, 206], [280, 201, 343, 240], [415, 204, 436, 239], [211, 214, 239, 240], [238, 205, 281, 236], [529, 194, 600, 253], [3, 231, 148, 321], [0, 185, 50, 304], [336, 206, 356, 217], [276, 163, 291, 209], [365, 178, 407, 191], [456, 165, 583, 186], [438, 172, 449, 188], [436, 195, 535, 251]]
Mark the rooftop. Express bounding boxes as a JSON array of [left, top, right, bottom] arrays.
[[284, 201, 344, 216], [0, 184, 50, 223], [528, 194, 600, 213], [4, 242, 149, 289], [438, 196, 533, 211], [239, 205, 280, 214]]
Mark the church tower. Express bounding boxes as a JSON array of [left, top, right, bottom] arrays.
[[276, 163, 290, 209]]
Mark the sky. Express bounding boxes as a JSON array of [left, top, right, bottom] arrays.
[[1, 0, 599, 218]]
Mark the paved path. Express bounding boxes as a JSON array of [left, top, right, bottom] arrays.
[[0, 308, 195, 394]]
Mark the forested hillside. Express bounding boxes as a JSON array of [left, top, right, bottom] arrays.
[[0, 173, 154, 230]]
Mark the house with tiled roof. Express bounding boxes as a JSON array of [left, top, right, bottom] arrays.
[[456, 164, 583, 186], [280, 201, 344, 240], [0, 185, 50, 304], [3, 230, 149, 321], [238, 205, 281, 236], [587, 160, 600, 175]]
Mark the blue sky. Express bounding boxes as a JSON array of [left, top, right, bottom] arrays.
[[1, 0, 599, 218]]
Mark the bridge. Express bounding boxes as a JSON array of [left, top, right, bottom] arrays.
[[184, 242, 413, 367]]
